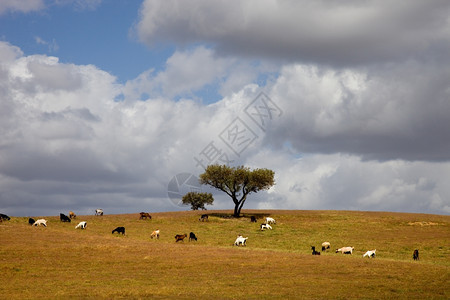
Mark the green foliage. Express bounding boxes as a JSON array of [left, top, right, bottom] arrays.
[[181, 192, 214, 210], [199, 165, 275, 217]]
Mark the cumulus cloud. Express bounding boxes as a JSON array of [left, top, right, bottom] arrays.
[[136, 0, 450, 66], [262, 63, 450, 161], [123, 46, 234, 99], [2, 0, 450, 219], [244, 151, 450, 214], [0, 42, 239, 216], [122, 46, 275, 100], [266, 62, 450, 162]]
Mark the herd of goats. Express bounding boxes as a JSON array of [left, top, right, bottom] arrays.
[[0, 211, 420, 261]]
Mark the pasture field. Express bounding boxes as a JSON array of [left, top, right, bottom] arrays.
[[0, 210, 449, 299]]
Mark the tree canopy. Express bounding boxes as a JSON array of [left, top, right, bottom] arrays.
[[199, 165, 275, 217], [181, 192, 214, 210]]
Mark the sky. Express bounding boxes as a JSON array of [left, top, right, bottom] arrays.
[[1, 0, 449, 217]]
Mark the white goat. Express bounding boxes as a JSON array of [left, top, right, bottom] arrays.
[[322, 242, 331, 251], [33, 219, 47, 227], [234, 236, 248, 246], [260, 223, 272, 230], [265, 217, 276, 224], [95, 209, 103, 216], [75, 221, 87, 229], [150, 229, 160, 239], [363, 249, 376, 258], [336, 246, 354, 254]]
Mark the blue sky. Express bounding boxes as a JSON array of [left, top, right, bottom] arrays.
[[1, 0, 450, 217], [1, 2, 169, 82]]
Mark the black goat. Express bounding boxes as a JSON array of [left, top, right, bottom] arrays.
[[0, 213, 10, 221], [112, 226, 125, 235], [60, 213, 71, 222], [311, 246, 321, 255], [189, 232, 198, 241], [413, 249, 419, 261]]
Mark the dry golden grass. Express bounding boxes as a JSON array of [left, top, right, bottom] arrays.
[[0, 210, 449, 299]]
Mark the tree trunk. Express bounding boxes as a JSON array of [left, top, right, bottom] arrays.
[[233, 196, 247, 218], [233, 204, 240, 218], [231, 193, 240, 217]]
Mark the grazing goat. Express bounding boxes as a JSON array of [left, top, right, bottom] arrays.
[[150, 229, 160, 239], [311, 246, 321, 255], [28, 218, 35, 225], [175, 234, 187, 242], [69, 211, 76, 219], [322, 242, 331, 251], [0, 213, 10, 220], [234, 236, 248, 246], [95, 209, 104, 216], [363, 249, 376, 258], [250, 216, 257, 223], [199, 214, 208, 222], [265, 217, 276, 224], [260, 223, 272, 230], [60, 213, 71, 222], [33, 219, 47, 227], [75, 221, 87, 229], [112, 226, 125, 235], [139, 212, 152, 220], [189, 232, 198, 241], [336, 247, 354, 254], [413, 249, 419, 261]]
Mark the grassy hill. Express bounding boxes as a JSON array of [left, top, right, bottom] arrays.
[[1, 210, 449, 299]]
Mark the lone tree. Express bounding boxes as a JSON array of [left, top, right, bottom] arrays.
[[182, 192, 214, 210], [199, 165, 275, 217]]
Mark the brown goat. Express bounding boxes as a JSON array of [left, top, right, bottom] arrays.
[[139, 212, 152, 220], [175, 234, 187, 242]]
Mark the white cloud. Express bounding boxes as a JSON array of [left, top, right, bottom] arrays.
[[1, 39, 449, 217], [0, 41, 23, 62], [136, 0, 450, 66], [0, 42, 230, 215], [246, 151, 450, 214], [151, 46, 232, 97], [266, 62, 450, 161], [122, 46, 273, 100]]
